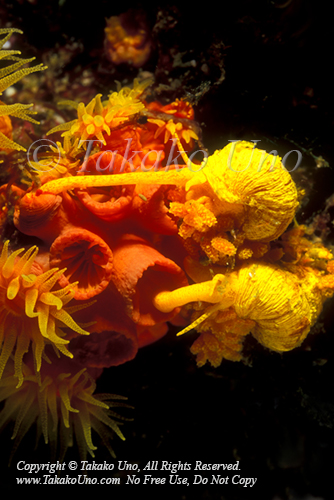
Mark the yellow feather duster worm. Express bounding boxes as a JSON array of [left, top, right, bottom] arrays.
[[0, 28, 47, 151]]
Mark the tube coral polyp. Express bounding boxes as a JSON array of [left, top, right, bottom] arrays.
[[0, 241, 89, 385], [46, 78, 152, 148], [104, 12, 151, 67], [110, 234, 188, 326], [0, 355, 130, 462], [49, 227, 114, 300]]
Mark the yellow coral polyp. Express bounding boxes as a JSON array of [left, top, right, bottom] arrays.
[[28, 136, 81, 181], [0, 241, 89, 386], [0, 358, 129, 462], [47, 79, 152, 147], [105, 14, 151, 67], [71, 95, 110, 145], [148, 117, 199, 145], [106, 79, 150, 124]]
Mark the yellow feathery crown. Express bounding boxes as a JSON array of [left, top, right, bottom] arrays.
[[0, 28, 47, 151]]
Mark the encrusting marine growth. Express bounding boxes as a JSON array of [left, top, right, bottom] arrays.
[[1, 27, 334, 463]]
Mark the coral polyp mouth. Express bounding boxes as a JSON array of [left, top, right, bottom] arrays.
[[76, 185, 134, 222], [50, 228, 114, 300]]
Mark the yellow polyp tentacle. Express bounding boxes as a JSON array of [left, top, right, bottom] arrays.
[[52, 309, 90, 336], [0, 240, 9, 267], [77, 403, 97, 451], [39, 269, 66, 294], [174, 135, 205, 172], [77, 391, 110, 409], [0, 331, 17, 380], [75, 378, 91, 397], [39, 292, 63, 310], [65, 299, 96, 314], [36, 303, 51, 338], [25, 288, 39, 318], [94, 94, 104, 115], [89, 405, 126, 440], [164, 128, 171, 143], [55, 289, 76, 307], [14, 333, 30, 388], [18, 246, 39, 275], [177, 302, 223, 337], [38, 169, 194, 195], [32, 335, 45, 373], [0, 311, 8, 346], [96, 131, 106, 144], [93, 115, 104, 128], [37, 387, 49, 443], [46, 330, 69, 345], [33, 268, 60, 289], [47, 385, 58, 432], [60, 403, 70, 428], [1, 248, 25, 279], [103, 123, 111, 135], [7, 276, 21, 300], [79, 129, 90, 144], [68, 368, 87, 390], [21, 274, 37, 287], [55, 343, 74, 359], [86, 95, 99, 116], [39, 375, 53, 393], [59, 382, 79, 414], [12, 246, 38, 277], [153, 274, 233, 313], [43, 316, 69, 345], [82, 113, 94, 126], [86, 124, 95, 136], [11, 387, 35, 440], [77, 102, 86, 120], [47, 120, 76, 136]]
